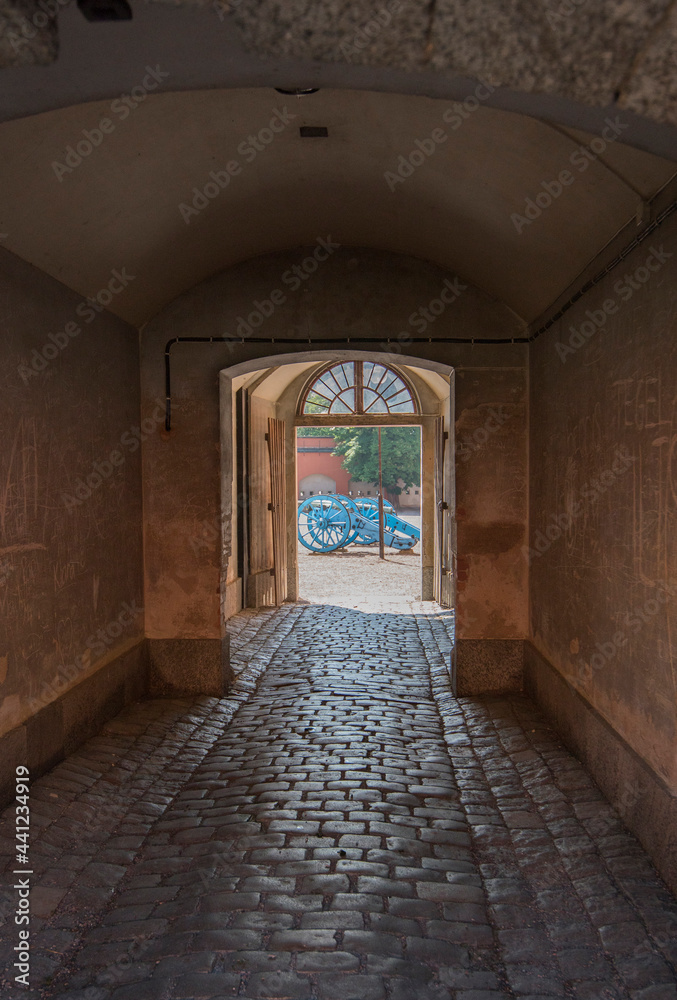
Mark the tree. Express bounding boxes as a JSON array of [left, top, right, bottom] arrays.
[[296, 426, 336, 437], [331, 426, 420, 495]]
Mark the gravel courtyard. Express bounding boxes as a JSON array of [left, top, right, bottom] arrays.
[[297, 515, 422, 607]]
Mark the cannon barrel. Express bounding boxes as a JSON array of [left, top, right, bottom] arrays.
[[297, 494, 420, 553]]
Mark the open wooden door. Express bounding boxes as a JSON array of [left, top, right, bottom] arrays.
[[235, 387, 250, 606], [433, 375, 457, 694], [434, 416, 454, 608], [433, 383, 457, 688], [267, 417, 288, 605]]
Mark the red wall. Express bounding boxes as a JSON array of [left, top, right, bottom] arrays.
[[296, 437, 351, 495]]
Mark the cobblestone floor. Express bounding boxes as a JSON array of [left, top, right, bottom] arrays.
[[1, 601, 676, 999]]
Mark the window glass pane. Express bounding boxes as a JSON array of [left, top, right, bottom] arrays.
[[330, 388, 355, 413], [303, 362, 415, 415]]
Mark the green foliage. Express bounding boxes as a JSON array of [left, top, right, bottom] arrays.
[[296, 426, 337, 437], [331, 426, 421, 494]]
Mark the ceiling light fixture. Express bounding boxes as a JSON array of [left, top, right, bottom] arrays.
[[77, 0, 132, 21], [275, 87, 320, 97]]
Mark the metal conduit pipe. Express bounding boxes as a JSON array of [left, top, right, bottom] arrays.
[[163, 197, 677, 431]]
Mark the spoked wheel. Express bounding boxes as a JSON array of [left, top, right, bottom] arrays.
[[298, 495, 353, 552], [352, 497, 395, 545]]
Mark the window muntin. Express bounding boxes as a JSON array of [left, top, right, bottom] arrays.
[[301, 362, 416, 415]]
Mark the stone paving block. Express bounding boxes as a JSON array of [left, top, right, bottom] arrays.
[[427, 919, 494, 946], [245, 970, 314, 998], [173, 971, 241, 996], [488, 903, 539, 928], [153, 951, 218, 976], [2, 602, 676, 1000], [266, 893, 324, 912], [86, 918, 169, 943], [357, 875, 416, 897], [387, 981, 454, 1000], [220, 951, 291, 973], [599, 920, 653, 952], [268, 929, 337, 951], [504, 963, 566, 995], [300, 911, 364, 929], [557, 946, 615, 980], [570, 987, 624, 1000], [497, 927, 552, 962], [330, 892, 385, 912], [418, 882, 484, 903], [370, 912, 420, 935], [298, 873, 350, 893], [613, 954, 677, 990], [315, 973, 386, 999], [111, 981, 173, 1000], [390, 897, 441, 919], [366, 955, 435, 980], [343, 929, 405, 955], [405, 936, 471, 965], [296, 950, 360, 971], [631, 986, 677, 1000]]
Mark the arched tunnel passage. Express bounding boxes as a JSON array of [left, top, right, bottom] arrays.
[[1, 14, 677, 986]]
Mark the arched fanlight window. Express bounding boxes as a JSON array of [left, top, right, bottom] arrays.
[[301, 362, 417, 415]]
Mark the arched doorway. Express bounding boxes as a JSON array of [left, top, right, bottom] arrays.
[[218, 351, 455, 617]]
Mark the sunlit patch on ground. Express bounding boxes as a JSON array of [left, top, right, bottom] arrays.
[[298, 515, 421, 608]]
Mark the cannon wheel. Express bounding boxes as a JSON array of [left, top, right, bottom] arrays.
[[352, 497, 395, 545], [298, 495, 353, 552]]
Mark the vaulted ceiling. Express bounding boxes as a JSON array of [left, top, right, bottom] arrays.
[[0, 86, 674, 327]]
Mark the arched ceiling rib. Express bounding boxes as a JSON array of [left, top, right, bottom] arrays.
[[0, 87, 674, 327]]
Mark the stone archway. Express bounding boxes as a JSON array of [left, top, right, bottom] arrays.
[[219, 350, 455, 614]]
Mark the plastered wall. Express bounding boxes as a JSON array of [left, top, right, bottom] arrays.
[[529, 217, 677, 795], [455, 367, 528, 676], [0, 249, 145, 790]]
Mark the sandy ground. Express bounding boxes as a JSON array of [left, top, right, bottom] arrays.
[[297, 513, 422, 607]]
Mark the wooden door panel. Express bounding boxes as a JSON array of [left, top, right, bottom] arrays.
[[267, 417, 287, 605]]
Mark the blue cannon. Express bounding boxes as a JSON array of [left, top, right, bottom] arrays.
[[298, 494, 420, 552]]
